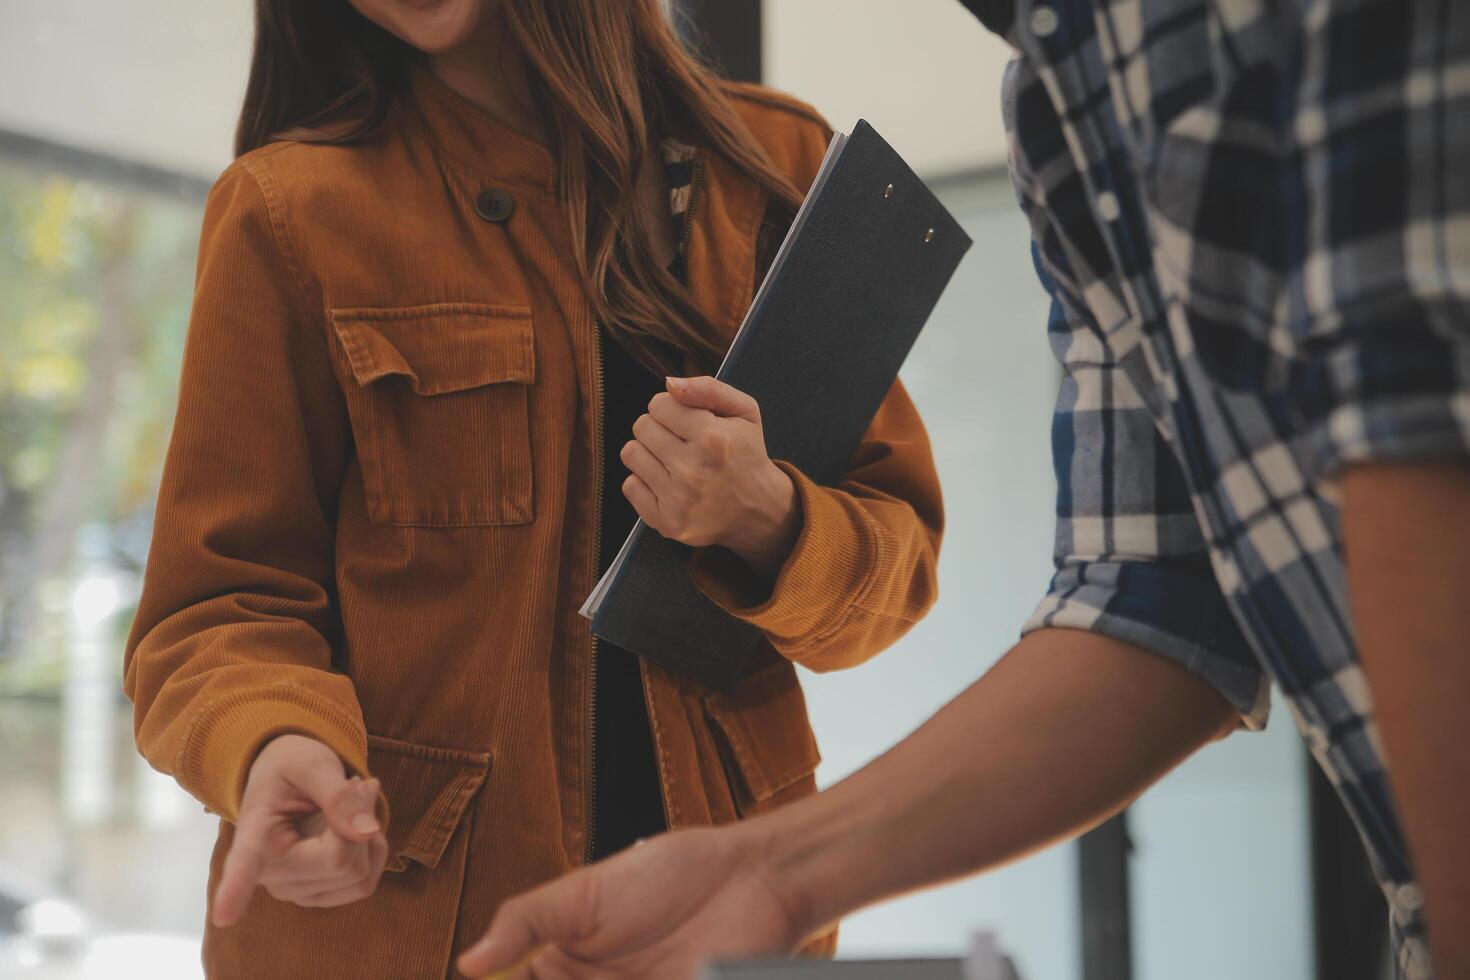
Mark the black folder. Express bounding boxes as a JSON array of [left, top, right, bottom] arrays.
[[580, 120, 971, 691]]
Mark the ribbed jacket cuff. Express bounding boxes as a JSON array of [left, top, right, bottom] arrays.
[[692, 461, 880, 663], [176, 685, 372, 822]]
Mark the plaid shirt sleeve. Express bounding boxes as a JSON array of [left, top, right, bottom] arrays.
[[1022, 254, 1270, 729]]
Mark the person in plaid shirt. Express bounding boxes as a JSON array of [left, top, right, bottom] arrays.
[[458, 2, 1469, 977]]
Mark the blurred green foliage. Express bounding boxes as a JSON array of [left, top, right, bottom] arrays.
[[0, 158, 202, 693]]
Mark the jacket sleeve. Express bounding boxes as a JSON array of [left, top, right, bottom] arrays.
[[1023, 297, 1268, 728], [691, 379, 944, 672], [123, 161, 370, 822]]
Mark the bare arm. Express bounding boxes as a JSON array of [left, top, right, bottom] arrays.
[[763, 627, 1236, 932], [458, 628, 1237, 979], [1342, 461, 1470, 975]]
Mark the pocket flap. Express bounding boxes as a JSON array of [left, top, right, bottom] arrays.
[[331, 303, 535, 394], [704, 662, 821, 802], [367, 734, 490, 872]]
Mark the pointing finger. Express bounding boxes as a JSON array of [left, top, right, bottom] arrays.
[[213, 810, 285, 927]]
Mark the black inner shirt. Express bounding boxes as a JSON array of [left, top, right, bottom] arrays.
[[590, 324, 671, 859]]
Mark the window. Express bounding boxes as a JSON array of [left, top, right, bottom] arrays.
[[0, 144, 215, 974]]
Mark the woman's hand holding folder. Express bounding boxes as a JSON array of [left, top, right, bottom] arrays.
[[620, 375, 801, 580]]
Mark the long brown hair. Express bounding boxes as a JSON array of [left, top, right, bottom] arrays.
[[235, 0, 803, 373]]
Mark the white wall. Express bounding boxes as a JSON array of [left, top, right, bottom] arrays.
[[0, 1, 1014, 182], [0, 1, 251, 179], [1131, 713, 1314, 980], [764, 0, 1013, 175]]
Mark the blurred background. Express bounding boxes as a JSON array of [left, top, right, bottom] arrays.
[[0, 1, 1388, 978]]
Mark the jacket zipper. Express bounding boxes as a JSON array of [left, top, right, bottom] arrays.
[[680, 160, 705, 264], [585, 316, 605, 864], [585, 153, 704, 861]]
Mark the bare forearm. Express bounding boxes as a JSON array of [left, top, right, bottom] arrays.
[[752, 628, 1237, 937], [1343, 461, 1470, 974]]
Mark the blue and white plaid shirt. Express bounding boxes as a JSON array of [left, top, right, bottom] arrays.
[[965, 1, 1470, 975]]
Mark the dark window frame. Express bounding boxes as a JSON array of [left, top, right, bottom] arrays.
[[0, 129, 209, 203]]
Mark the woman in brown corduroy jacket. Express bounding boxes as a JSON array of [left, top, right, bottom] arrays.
[[122, 1, 943, 976]]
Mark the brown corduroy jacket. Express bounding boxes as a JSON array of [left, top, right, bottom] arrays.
[[123, 67, 943, 979]]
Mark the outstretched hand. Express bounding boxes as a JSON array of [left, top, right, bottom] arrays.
[[457, 827, 808, 980]]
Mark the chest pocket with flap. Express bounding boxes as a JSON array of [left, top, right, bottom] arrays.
[[330, 303, 535, 527]]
